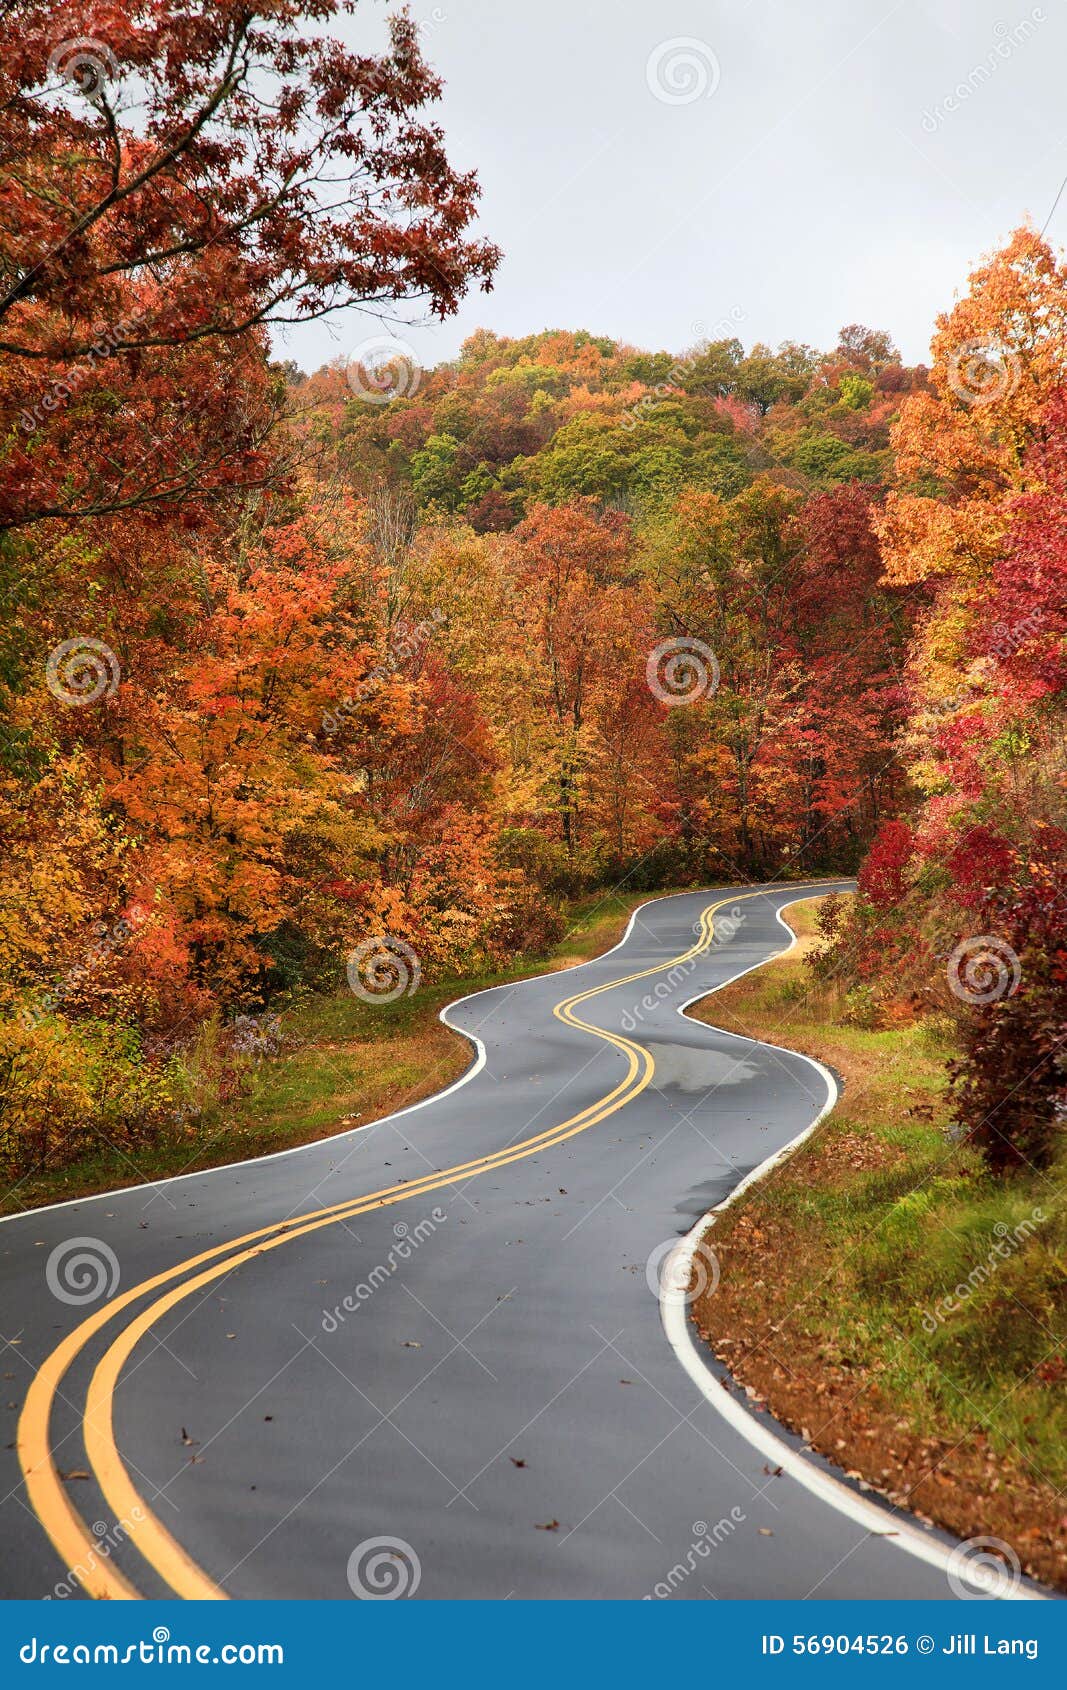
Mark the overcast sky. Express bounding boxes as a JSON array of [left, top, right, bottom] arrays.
[[273, 0, 1067, 375]]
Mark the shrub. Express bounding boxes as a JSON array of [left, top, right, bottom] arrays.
[[950, 825, 1067, 1174], [0, 1014, 175, 1181]]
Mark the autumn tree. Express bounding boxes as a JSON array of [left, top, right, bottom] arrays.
[[508, 501, 649, 857], [0, 1, 500, 527], [878, 228, 1067, 764]]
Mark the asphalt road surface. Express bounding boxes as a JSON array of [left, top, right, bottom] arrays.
[[0, 883, 999, 1600]]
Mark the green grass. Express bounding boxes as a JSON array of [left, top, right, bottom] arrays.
[[1, 885, 678, 1216]]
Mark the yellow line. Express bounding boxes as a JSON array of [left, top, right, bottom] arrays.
[[20, 894, 753, 1598]]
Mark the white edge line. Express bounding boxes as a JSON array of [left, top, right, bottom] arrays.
[[661, 896, 1050, 1602], [0, 883, 772, 1230]]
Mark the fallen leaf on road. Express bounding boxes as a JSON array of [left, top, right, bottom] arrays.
[[59, 1470, 90, 1481], [509, 1457, 526, 1468], [535, 1520, 559, 1531]]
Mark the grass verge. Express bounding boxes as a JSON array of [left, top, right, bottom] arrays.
[[687, 896, 1067, 1594], [2, 887, 673, 1218]]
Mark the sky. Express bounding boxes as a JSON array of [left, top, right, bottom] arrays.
[[273, 0, 1067, 377]]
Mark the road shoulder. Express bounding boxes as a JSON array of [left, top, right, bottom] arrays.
[[685, 897, 1066, 1595]]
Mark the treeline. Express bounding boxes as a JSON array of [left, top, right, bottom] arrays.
[[312, 319, 910, 529], [812, 229, 1067, 1177]]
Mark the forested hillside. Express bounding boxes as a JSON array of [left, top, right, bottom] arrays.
[[0, 1, 1063, 1199], [289, 314, 922, 903]]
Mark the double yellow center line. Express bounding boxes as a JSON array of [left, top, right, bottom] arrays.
[[18, 893, 752, 1599]]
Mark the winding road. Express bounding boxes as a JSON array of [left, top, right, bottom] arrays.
[[0, 883, 1028, 1600]]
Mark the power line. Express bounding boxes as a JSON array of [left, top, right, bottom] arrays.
[[1040, 165, 1067, 237]]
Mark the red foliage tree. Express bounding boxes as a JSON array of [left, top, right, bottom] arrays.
[[0, 2, 500, 526], [856, 819, 914, 910], [973, 388, 1067, 703]]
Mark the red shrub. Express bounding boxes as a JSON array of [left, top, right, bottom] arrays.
[[857, 819, 914, 910]]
